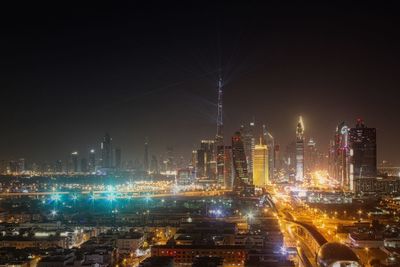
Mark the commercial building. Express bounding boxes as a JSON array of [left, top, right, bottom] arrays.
[[101, 133, 112, 168], [253, 139, 268, 187], [349, 119, 377, 192], [232, 132, 249, 188], [241, 122, 255, 180], [295, 116, 305, 182], [217, 145, 233, 189]]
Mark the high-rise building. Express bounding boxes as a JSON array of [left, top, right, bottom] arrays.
[[295, 116, 305, 182], [215, 76, 224, 146], [101, 133, 112, 168], [349, 119, 377, 191], [114, 147, 121, 170], [274, 144, 281, 173], [71, 152, 79, 173], [241, 121, 255, 183], [150, 155, 159, 174], [89, 149, 96, 173], [196, 149, 206, 178], [232, 131, 249, 187], [144, 138, 149, 173], [329, 122, 350, 189], [253, 139, 268, 187], [17, 158, 25, 174], [81, 158, 88, 173], [200, 140, 216, 180], [191, 150, 197, 170], [55, 160, 63, 173], [305, 138, 317, 173], [217, 145, 233, 188], [262, 125, 275, 182]]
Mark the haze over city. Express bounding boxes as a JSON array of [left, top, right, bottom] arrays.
[[1, 2, 400, 267], [1, 2, 399, 164]]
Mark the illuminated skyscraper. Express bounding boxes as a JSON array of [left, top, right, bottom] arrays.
[[329, 122, 350, 189], [200, 140, 216, 180], [253, 139, 268, 187], [232, 131, 249, 187], [101, 133, 112, 168], [196, 149, 206, 178], [217, 145, 233, 188], [150, 155, 159, 174], [262, 124, 275, 182], [89, 149, 96, 173], [215, 76, 223, 146], [295, 116, 305, 182], [305, 138, 317, 172], [241, 121, 255, 182], [71, 151, 79, 173], [349, 119, 377, 191], [144, 138, 149, 173]]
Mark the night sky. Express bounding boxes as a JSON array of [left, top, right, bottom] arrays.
[[1, 2, 399, 164]]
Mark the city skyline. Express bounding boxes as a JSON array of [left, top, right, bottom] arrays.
[[1, 2, 400, 164], [1, 3, 400, 266]]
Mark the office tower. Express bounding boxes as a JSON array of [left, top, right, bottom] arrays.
[[196, 149, 206, 178], [89, 149, 96, 173], [305, 138, 317, 172], [217, 145, 225, 185], [144, 138, 149, 173], [191, 150, 197, 170], [71, 152, 79, 173], [262, 124, 275, 182], [17, 158, 25, 174], [349, 119, 377, 190], [215, 76, 224, 146], [101, 133, 112, 168], [295, 116, 305, 182], [284, 141, 296, 179], [80, 158, 88, 173], [232, 131, 249, 187], [241, 121, 255, 182], [200, 140, 216, 180], [223, 146, 233, 189], [165, 146, 175, 173], [217, 145, 233, 188], [329, 122, 351, 189], [55, 160, 63, 173], [150, 155, 159, 174], [115, 147, 121, 170], [253, 138, 269, 187], [274, 144, 281, 173]]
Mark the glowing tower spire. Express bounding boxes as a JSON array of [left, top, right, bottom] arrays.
[[296, 116, 305, 182], [215, 76, 223, 145]]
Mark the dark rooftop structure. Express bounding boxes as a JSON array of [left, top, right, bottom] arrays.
[[317, 242, 361, 267]]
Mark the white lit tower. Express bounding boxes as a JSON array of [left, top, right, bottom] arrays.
[[215, 76, 225, 185], [215, 76, 223, 146], [295, 116, 305, 182]]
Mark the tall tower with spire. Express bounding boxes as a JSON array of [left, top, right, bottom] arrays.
[[295, 116, 305, 182], [215, 76, 223, 145]]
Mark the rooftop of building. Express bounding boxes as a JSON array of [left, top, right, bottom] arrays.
[[152, 244, 246, 250]]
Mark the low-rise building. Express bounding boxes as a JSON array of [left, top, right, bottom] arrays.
[[151, 244, 246, 266], [116, 232, 144, 255]]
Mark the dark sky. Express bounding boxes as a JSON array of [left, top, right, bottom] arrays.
[[1, 2, 399, 164]]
